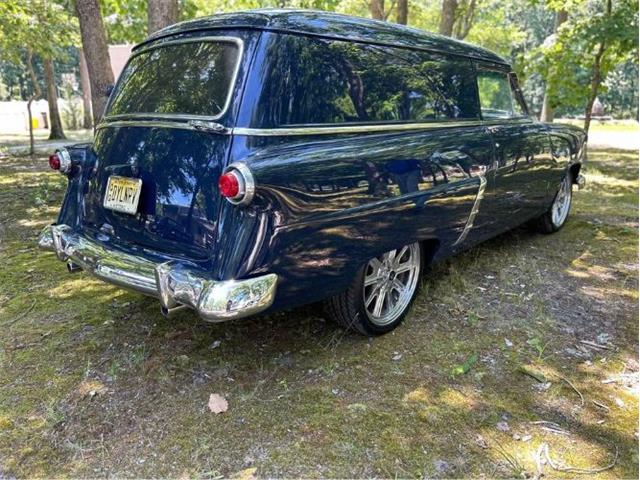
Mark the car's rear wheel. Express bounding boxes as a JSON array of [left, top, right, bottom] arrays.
[[324, 242, 422, 335], [533, 172, 573, 234]]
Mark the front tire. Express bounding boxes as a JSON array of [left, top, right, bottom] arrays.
[[533, 173, 573, 234], [324, 242, 422, 336]]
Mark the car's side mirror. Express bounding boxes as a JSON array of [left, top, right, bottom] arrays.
[[104, 84, 114, 97]]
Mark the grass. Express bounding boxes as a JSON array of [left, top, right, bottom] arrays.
[[0, 147, 638, 478]]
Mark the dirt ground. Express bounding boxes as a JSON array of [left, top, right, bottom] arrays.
[[0, 145, 637, 478]]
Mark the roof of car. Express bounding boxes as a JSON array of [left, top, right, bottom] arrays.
[[141, 9, 509, 66]]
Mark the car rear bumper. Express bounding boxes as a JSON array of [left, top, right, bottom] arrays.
[[37, 224, 278, 322]]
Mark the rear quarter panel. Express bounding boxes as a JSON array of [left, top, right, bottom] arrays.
[[223, 127, 494, 310]]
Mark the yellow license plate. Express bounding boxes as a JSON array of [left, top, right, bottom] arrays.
[[103, 176, 142, 215]]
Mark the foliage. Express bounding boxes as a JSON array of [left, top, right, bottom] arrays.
[[0, 0, 638, 119], [0, 1, 78, 62], [528, 0, 639, 116]]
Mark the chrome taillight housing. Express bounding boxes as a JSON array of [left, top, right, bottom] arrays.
[[219, 162, 255, 206], [48, 148, 72, 174]]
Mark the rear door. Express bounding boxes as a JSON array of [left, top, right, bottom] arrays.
[[81, 33, 255, 265], [476, 67, 554, 229]]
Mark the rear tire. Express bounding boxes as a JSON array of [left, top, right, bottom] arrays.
[[533, 172, 573, 234], [324, 242, 422, 336]]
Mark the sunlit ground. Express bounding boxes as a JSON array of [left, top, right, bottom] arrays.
[[0, 144, 637, 478]]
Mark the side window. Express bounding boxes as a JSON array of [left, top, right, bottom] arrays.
[[477, 69, 528, 119], [255, 34, 480, 127]]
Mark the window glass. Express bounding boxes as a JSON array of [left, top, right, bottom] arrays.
[[107, 40, 240, 118], [477, 70, 514, 119], [255, 35, 480, 126]]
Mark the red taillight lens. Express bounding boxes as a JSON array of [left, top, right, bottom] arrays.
[[49, 154, 61, 171], [218, 172, 240, 198]]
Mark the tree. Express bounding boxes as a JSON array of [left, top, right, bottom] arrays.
[[439, 0, 457, 36], [397, 0, 408, 24], [76, 0, 115, 125], [148, 0, 179, 34], [535, 0, 638, 133], [539, 8, 568, 122], [370, 0, 386, 20], [0, 1, 77, 146], [79, 48, 92, 129], [43, 57, 65, 139], [438, 0, 478, 39]]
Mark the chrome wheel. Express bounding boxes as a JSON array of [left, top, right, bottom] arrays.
[[363, 243, 421, 326], [551, 175, 572, 227]]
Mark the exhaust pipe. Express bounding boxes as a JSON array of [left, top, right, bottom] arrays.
[[67, 261, 82, 273], [576, 174, 586, 190], [160, 304, 188, 318]]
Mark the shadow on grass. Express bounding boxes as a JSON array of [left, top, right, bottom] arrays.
[[0, 148, 637, 477]]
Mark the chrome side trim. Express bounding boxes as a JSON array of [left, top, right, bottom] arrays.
[[37, 225, 278, 322], [233, 121, 480, 136], [97, 118, 533, 135], [104, 36, 244, 122], [232, 118, 532, 137], [453, 176, 487, 246]]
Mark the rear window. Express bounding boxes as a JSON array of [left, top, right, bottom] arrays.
[[107, 39, 241, 118], [254, 35, 480, 126]]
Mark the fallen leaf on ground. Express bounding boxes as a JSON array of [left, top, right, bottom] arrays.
[[208, 393, 228, 413]]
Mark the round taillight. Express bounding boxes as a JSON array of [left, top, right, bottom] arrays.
[[48, 148, 72, 174], [218, 172, 240, 198], [49, 154, 61, 171], [218, 163, 256, 206]]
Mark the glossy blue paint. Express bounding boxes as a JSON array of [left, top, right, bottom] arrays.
[[50, 10, 587, 317]]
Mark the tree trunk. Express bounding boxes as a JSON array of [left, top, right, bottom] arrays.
[[540, 9, 568, 123], [25, 48, 41, 157], [453, 0, 477, 40], [370, 0, 385, 20], [583, 0, 611, 134], [439, 0, 458, 37], [43, 57, 66, 140], [148, 0, 179, 34], [79, 48, 92, 129], [76, 0, 115, 126], [396, 0, 408, 24]]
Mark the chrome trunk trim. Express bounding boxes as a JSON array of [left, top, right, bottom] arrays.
[[37, 225, 278, 322]]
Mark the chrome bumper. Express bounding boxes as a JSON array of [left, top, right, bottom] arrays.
[[37, 224, 278, 322]]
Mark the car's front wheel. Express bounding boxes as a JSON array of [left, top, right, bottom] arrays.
[[324, 242, 422, 335], [533, 172, 573, 233]]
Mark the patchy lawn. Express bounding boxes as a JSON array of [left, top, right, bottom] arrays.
[[0, 148, 637, 478]]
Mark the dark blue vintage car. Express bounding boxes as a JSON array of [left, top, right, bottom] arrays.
[[39, 9, 586, 335]]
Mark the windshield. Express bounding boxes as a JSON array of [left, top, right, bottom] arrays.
[[106, 38, 242, 119]]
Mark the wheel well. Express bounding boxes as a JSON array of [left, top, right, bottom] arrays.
[[569, 163, 581, 183], [420, 238, 440, 269]]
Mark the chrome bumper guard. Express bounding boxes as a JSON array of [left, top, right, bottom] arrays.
[[37, 225, 278, 322]]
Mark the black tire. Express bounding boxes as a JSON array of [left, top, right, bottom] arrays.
[[533, 172, 573, 234], [324, 242, 423, 336]]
